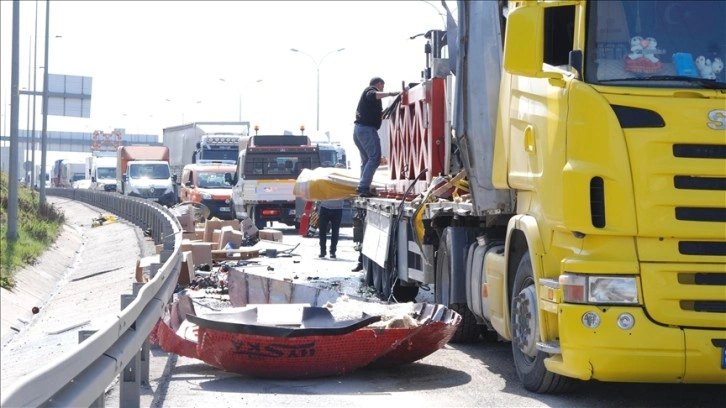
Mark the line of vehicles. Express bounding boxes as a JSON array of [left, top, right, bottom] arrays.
[[351, 0, 725, 394], [49, 122, 349, 230]]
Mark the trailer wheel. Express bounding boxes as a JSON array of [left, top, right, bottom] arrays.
[[511, 252, 577, 393], [391, 281, 419, 303], [435, 236, 480, 343]]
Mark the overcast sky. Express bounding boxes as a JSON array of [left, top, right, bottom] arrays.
[[1, 0, 455, 166]]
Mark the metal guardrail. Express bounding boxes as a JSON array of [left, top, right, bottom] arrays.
[[0, 189, 182, 408]]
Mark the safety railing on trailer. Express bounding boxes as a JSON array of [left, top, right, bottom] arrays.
[[0, 188, 182, 408]]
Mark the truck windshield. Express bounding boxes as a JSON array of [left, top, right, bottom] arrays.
[[244, 151, 320, 179], [129, 163, 170, 179], [585, 1, 725, 89], [200, 149, 238, 163], [197, 171, 232, 188], [97, 168, 116, 179], [319, 150, 338, 167]]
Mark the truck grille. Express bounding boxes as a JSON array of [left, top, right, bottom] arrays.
[[137, 188, 166, 199], [624, 105, 725, 329]]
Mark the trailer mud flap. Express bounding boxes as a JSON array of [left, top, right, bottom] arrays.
[[361, 210, 393, 268]]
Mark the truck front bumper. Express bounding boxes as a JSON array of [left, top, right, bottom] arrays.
[[547, 305, 726, 384]]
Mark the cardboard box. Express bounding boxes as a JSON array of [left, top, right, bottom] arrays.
[[181, 239, 197, 252], [135, 254, 161, 283], [218, 226, 244, 251], [155, 244, 163, 255], [182, 232, 198, 241], [212, 247, 260, 261], [212, 231, 221, 249], [178, 251, 195, 286], [203, 220, 240, 242], [195, 228, 205, 241], [171, 205, 195, 233], [259, 228, 283, 242], [191, 242, 213, 268]]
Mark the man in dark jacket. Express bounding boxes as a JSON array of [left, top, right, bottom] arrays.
[[353, 77, 398, 197]]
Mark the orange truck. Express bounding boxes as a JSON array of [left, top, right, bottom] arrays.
[[179, 162, 236, 220], [116, 145, 176, 206]]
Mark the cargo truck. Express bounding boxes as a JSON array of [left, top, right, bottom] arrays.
[[227, 135, 321, 229], [353, 0, 725, 393], [163, 122, 250, 182], [59, 160, 86, 188], [116, 145, 176, 206]]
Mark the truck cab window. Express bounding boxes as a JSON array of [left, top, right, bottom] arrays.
[[585, 1, 725, 87], [544, 5, 575, 67]]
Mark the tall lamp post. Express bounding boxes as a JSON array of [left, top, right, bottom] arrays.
[[218, 78, 263, 122], [290, 47, 345, 132], [165, 98, 202, 124]]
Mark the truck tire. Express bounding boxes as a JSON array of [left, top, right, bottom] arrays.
[[249, 207, 266, 230], [392, 281, 419, 303], [511, 252, 577, 393], [435, 237, 480, 343]]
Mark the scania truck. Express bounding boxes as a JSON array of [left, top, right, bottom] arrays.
[[353, 0, 725, 393]]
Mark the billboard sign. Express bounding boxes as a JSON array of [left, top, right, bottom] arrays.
[[47, 74, 92, 118]]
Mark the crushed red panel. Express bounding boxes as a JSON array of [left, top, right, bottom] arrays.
[[366, 304, 461, 368], [154, 300, 461, 379], [156, 317, 199, 359], [196, 327, 402, 379]]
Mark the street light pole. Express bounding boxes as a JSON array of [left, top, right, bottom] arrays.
[[290, 47, 345, 132], [31, 0, 39, 191], [39, 0, 50, 205], [8, 0, 21, 241], [219, 78, 262, 122]]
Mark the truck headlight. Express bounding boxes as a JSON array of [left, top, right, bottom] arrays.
[[199, 191, 212, 200], [560, 274, 639, 305]]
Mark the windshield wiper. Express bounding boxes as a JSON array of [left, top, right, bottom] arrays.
[[599, 75, 724, 89]]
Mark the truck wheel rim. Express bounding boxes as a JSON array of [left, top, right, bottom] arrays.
[[512, 283, 538, 359]]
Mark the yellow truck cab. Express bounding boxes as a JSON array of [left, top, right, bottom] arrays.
[[180, 163, 236, 220], [352, 0, 725, 393]]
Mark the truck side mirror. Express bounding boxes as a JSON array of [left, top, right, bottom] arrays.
[[172, 174, 178, 183], [225, 173, 233, 184], [122, 173, 128, 182], [185, 180, 193, 188], [91, 176, 96, 182]]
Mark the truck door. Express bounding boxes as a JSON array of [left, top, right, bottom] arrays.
[[505, 5, 575, 226]]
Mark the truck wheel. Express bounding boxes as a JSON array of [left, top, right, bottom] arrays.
[[392, 280, 419, 303], [511, 252, 577, 393], [435, 237, 480, 343]]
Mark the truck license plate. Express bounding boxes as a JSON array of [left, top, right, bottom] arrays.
[[219, 207, 230, 212], [289, 209, 296, 215]]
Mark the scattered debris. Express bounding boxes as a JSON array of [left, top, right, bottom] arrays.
[[91, 213, 118, 228], [46, 320, 91, 335]]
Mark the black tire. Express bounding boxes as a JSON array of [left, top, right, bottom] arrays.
[[511, 252, 577, 393], [481, 326, 500, 342], [392, 281, 419, 303], [252, 208, 266, 230], [435, 235, 480, 343]]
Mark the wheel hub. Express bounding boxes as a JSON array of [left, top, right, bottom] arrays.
[[512, 284, 538, 358]]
